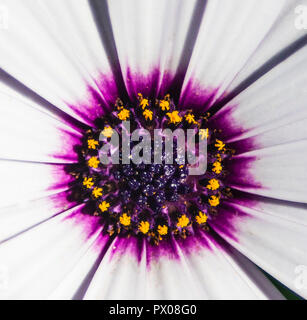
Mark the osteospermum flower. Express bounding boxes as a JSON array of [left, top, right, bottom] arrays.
[[0, 0, 306, 300]]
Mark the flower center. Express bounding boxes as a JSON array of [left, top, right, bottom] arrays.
[[66, 94, 234, 245]]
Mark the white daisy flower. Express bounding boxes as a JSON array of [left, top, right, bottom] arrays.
[[0, 0, 306, 300]]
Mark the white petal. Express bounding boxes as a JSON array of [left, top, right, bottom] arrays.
[[146, 237, 283, 300], [212, 45, 307, 148], [227, 0, 307, 94], [48, 235, 111, 300], [0, 88, 80, 163], [180, 0, 287, 108], [0, 207, 102, 299], [108, 0, 199, 97], [0, 0, 115, 124], [0, 191, 73, 242], [211, 197, 307, 298], [228, 141, 307, 203], [0, 161, 72, 207], [83, 235, 283, 300], [83, 237, 147, 300]]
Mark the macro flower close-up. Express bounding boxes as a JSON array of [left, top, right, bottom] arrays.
[[0, 0, 307, 301]]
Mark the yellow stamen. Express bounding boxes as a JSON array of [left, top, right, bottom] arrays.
[[177, 214, 190, 228], [140, 98, 149, 109], [199, 128, 209, 140], [159, 100, 170, 111], [83, 177, 94, 189], [166, 111, 182, 124], [139, 221, 150, 234], [117, 108, 130, 120], [208, 195, 220, 207], [215, 139, 225, 151], [137, 93, 149, 109], [101, 126, 113, 138], [119, 213, 131, 226], [216, 153, 222, 162], [143, 109, 153, 121], [99, 201, 110, 212], [212, 161, 222, 174], [88, 156, 100, 169], [87, 139, 99, 149], [196, 211, 208, 224], [157, 225, 168, 236], [92, 187, 103, 198], [185, 113, 197, 124], [206, 178, 220, 191]]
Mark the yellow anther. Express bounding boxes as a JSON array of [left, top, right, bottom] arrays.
[[157, 225, 168, 236], [139, 221, 150, 234], [87, 139, 99, 150], [185, 113, 197, 124], [166, 111, 182, 124], [143, 109, 153, 121], [117, 108, 130, 120], [208, 195, 220, 207], [140, 98, 149, 109], [206, 179, 220, 191], [199, 128, 209, 140], [212, 161, 222, 174], [159, 100, 170, 111], [92, 187, 103, 198], [99, 201, 110, 212], [119, 213, 131, 226], [83, 177, 94, 189], [137, 93, 149, 110], [177, 214, 190, 228], [196, 211, 208, 224], [215, 139, 225, 151], [88, 156, 100, 169], [101, 126, 113, 138]]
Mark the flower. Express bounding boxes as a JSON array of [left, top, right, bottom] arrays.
[[0, 0, 306, 301], [206, 179, 220, 191], [196, 211, 208, 225], [101, 126, 113, 138], [138, 221, 150, 234], [142, 109, 153, 121], [176, 214, 190, 229], [166, 110, 182, 124], [88, 156, 100, 169], [184, 113, 197, 124], [208, 195, 220, 207], [157, 225, 168, 236], [159, 99, 170, 111], [87, 139, 99, 150], [71, 95, 228, 241], [98, 201, 110, 213]]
